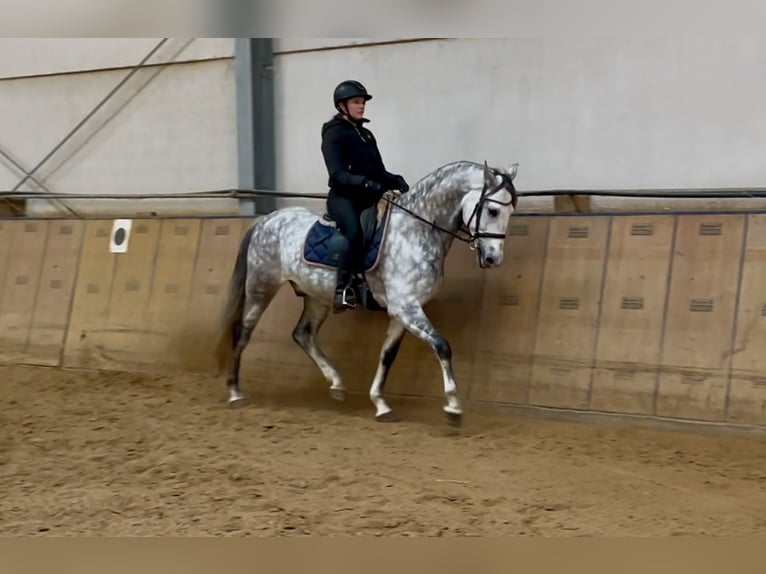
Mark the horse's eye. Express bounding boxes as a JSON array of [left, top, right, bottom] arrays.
[[488, 207, 499, 218]]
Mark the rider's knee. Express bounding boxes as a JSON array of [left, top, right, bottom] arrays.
[[344, 225, 362, 243]]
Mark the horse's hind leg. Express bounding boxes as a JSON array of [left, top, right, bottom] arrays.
[[228, 288, 276, 406], [369, 318, 406, 421], [291, 295, 346, 401]]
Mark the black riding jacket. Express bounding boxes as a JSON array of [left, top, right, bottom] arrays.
[[321, 114, 400, 203]]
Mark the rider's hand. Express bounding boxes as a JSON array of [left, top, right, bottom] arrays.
[[364, 179, 383, 194], [393, 174, 409, 192]]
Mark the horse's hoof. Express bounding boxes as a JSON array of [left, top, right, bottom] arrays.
[[330, 388, 346, 402], [228, 397, 247, 409], [445, 410, 462, 428], [375, 411, 399, 423]]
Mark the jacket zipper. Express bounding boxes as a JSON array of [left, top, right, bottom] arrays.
[[353, 125, 367, 143]]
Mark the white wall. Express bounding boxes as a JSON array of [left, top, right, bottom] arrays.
[[0, 38, 234, 78], [0, 38, 238, 216], [274, 38, 422, 53], [273, 38, 766, 212], [3, 38, 766, 217]]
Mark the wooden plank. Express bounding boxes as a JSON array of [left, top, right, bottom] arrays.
[[528, 216, 610, 409], [100, 219, 161, 369], [62, 220, 117, 369], [25, 220, 85, 366], [0, 221, 49, 363], [727, 214, 766, 425], [0, 220, 14, 315], [181, 218, 251, 373], [656, 215, 744, 421], [142, 219, 202, 368], [469, 217, 550, 405], [590, 216, 675, 414]]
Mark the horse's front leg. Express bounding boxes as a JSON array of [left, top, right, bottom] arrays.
[[388, 301, 462, 427]]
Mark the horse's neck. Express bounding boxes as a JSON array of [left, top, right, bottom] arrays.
[[398, 180, 466, 235]]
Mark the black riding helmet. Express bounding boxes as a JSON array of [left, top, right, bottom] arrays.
[[333, 80, 372, 109]]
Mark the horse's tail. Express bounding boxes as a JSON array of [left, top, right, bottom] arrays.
[[213, 222, 256, 376]]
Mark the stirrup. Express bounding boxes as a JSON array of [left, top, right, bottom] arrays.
[[333, 284, 357, 311], [340, 284, 358, 308]]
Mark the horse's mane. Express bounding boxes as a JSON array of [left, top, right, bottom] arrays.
[[404, 161, 480, 198], [406, 160, 517, 207]]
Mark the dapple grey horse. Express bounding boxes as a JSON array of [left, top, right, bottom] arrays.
[[214, 160, 519, 426]]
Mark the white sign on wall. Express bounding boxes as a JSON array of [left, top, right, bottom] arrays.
[[109, 219, 132, 254]]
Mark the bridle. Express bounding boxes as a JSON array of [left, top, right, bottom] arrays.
[[384, 166, 518, 248], [461, 169, 518, 249]]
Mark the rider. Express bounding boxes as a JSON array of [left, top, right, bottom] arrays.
[[321, 79, 410, 311]]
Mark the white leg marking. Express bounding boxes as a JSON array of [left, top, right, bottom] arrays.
[[370, 319, 406, 418]]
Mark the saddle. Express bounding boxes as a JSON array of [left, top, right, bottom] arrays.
[[302, 192, 396, 311]]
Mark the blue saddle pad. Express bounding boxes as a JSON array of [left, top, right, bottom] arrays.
[[303, 202, 391, 271]]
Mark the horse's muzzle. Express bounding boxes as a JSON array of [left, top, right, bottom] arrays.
[[477, 245, 503, 269]]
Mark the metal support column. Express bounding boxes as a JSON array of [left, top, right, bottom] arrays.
[[235, 38, 276, 215]]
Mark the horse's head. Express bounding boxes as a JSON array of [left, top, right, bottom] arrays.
[[460, 161, 519, 269]]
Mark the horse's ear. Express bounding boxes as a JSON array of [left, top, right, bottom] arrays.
[[506, 163, 519, 181]]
